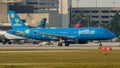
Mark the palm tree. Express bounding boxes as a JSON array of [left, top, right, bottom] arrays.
[[84, 15, 90, 27], [71, 12, 89, 27]]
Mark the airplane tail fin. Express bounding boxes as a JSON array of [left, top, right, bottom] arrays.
[[74, 20, 83, 28], [36, 18, 47, 28], [8, 10, 28, 30]]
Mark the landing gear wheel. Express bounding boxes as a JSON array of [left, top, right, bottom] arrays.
[[98, 40, 102, 47], [58, 43, 62, 47], [99, 43, 102, 47], [65, 43, 69, 46], [3, 42, 6, 44], [8, 42, 12, 44]]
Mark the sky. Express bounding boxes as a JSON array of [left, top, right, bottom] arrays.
[[72, 0, 120, 7]]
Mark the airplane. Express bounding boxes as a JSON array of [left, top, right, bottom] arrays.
[[7, 10, 115, 46], [36, 18, 47, 28], [0, 30, 26, 44], [0, 18, 47, 44], [74, 20, 83, 28]]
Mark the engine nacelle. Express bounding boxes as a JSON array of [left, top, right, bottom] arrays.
[[65, 39, 88, 44], [7, 30, 16, 34], [77, 40, 88, 44]]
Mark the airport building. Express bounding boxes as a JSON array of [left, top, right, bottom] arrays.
[[72, 7, 120, 27], [0, 0, 72, 29]]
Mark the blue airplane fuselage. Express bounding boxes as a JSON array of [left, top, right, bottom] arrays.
[[9, 27, 115, 40]]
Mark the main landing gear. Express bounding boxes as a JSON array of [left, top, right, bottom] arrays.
[[99, 40, 102, 47], [58, 43, 70, 47], [65, 43, 69, 46], [2, 39, 12, 44], [58, 43, 62, 47], [58, 39, 69, 47]]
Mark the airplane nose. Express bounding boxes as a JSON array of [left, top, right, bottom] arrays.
[[104, 32, 115, 40], [110, 33, 116, 39], [107, 32, 116, 39]]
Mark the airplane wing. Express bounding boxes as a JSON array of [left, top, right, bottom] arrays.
[[7, 31, 25, 37], [0, 35, 6, 39], [0, 31, 7, 39], [40, 33, 75, 39], [13, 32, 25, 37]]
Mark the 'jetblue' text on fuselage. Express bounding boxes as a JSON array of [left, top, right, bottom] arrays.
[[78, 30, 95, 35]]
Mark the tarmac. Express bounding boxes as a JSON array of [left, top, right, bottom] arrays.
[[0, 42, 120, 50]]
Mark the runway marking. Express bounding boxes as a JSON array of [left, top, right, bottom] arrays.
[[0, 50, 77, 53], [0, 63, 119, 65]]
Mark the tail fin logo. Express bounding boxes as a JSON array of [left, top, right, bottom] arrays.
[[15, 18, 19, 23], [13, 18, 22, 26], [11, 14, 15, 18], [25, 29, 30, 34]]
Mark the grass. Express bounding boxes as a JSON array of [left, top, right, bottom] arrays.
[[0, 49, 120, 68]]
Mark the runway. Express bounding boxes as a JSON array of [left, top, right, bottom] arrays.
[[0, 42, 120, 50]]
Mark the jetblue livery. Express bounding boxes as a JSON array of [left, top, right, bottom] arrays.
[[8, 10, 115, 46], [0, 18, 47, 44], [36, 18, 47, 28]]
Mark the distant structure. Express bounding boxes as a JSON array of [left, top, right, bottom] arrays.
[[0, 0, 72, 28], [72, 7, 120, 27], [113, 0, 116, 7]]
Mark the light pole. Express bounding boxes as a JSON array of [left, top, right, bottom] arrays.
[[76, 0, 80, 8], [113, 0, 116, 7], [96, 0, 97, 8]]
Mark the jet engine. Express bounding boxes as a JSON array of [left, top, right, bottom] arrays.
[[65, 39, 88, 44]]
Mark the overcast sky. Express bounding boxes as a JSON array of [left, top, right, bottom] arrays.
[[72, 0, 120, 7]]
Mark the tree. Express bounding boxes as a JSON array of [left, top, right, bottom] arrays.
[[70, 12, 89, 27], [73, 12, 84, 23], [83, 15, 90, 27], [107, 12, 120, 37]]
